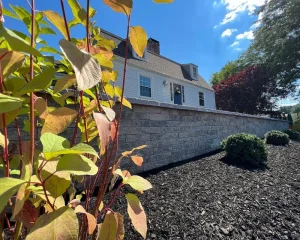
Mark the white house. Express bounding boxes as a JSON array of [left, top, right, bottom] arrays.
[[102, 30, 216, 110]]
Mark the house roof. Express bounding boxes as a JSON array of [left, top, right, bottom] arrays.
[[101, 30, 214, 91]]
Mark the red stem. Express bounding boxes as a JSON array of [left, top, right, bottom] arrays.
[[29, 0, 35, 166], [15, 119, 23, 177], [92, 15, 131, 216], [60, 0, 71, 41], [0, 62, 9, 177]]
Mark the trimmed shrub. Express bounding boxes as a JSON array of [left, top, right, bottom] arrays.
[[295, 115, 300, 133], [265, 130, 289, 145], [287, 114, 293, 126], [221, 133, 268, 166], [283, 129, 300, 140]]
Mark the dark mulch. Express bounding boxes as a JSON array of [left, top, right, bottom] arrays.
[[108, 141, 300, 240]]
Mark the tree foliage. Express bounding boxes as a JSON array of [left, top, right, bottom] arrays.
[[0, 0, 173, 239], [241, 0, 300, 95], [213, 65, 280, 114], [210, 60, 242, 86]]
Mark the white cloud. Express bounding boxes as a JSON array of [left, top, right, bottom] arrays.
[[236, 31, 254, 40], [250, 11, 264, 29], [235, 47, 243, 51], [213, 1, 217, 7], [221, 28, 237, 38], [230, 41, 239, 47], [220, 0, 265, 25], [213, 25, 218, 29]]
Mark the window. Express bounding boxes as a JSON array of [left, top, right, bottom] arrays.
[[193, 67, 197, 78], [199, 92, 205, 106], [182, 86, 185, 103], [140, 75, 151, 97]]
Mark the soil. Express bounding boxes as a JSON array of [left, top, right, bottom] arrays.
[[107, 141, 300, 240]]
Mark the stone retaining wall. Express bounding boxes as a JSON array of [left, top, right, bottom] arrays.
[[6, 98, 289, 173], [118, 98, 289, 172]]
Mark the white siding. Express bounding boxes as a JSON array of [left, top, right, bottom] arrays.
[[114, 61, 216, 110]]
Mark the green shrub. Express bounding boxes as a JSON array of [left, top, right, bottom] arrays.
[[283, 129, 300, 140], [287, 114, 293, 126], [294, 115, 300, 133], [265, 130, 289, 145], [221, 133, 268, 166]]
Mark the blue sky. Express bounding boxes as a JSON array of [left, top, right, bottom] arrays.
[[3, 0, 299, 105]]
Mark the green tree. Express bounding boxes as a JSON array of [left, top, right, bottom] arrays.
[[241, 0, 300, 95], [291, 104, 300, 114], [210, 61, 242, 86]]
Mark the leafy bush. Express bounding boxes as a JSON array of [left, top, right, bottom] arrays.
[[265, 130, 289, 145], [221, 133, 268, 166], [287, 114, 293, 126], [294, 115, 300, 132], [283, 129, 300, 140]]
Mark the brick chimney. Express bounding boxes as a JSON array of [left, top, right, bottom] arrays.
[[147, 38, 160, 55]]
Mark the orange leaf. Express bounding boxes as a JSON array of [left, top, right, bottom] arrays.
[[114, 212, 125, 240], [41, 107, 77, 135], [93, 112, 111, 155], [126, 193, 147, 239], [75, 205, 97, 235], [34, 97, 48, 120], [15, 200, 38, 230], [130, 155, 143, 166]]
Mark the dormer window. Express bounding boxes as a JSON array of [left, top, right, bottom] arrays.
[[193, 66, 197, 78], [132, 46, 148, 61]]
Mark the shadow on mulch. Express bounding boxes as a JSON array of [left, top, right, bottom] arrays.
[[220, 156, 269, 171], [141, 149, 223, 178]]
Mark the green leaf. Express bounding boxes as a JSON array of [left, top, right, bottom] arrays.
[[27, 206, 78, 240], [15, 67, 56, 97], [4, 77, 26, 93], [53, 74, 76, 94], [126, 176, 152, 192], [43, 11, 69, 39], [67, 0, 96, 27], [0, 25, 42, 56], [57, 154, 98, 176], [129, 26, 148, 58], [39, 46, 60, 54], [103, 0, 132, 16], [59, 39, 102, 91], [98, 211, 117, 240], [31, 186, 65, 210], [0, 93, 23, 114], [41, 133, 98, 160], [2, 8, 18, 20], [0, 131, 8, 148], [41, 160, 71, 198], [40, 133, 71, 160], [40, 27, 56, 35], [0, 109, 20, 130], [52, 92, 74, 107], [0, 178, 26, 213]]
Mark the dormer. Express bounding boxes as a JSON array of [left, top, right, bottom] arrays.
[[181, 64, 198, 80], [130, 44, 148, 61]]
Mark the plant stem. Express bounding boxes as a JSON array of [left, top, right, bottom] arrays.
[[29, 0, 35, 166], [60, 0, 71, 41]]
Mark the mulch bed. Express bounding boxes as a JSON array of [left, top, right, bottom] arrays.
[[108, 141, 300, 240]]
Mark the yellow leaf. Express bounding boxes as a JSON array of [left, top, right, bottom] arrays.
[[94, 53, 113, 69], [0, 131, 8, 148], [98, 201, 104, 211], [41, 107, 77, 135], [1, 50, 26, 79], [131, 155, 143, 167], [53, 92, 74, 107], [126, 175, 152, 192], [126, 193, 147, 239], [114, 212, 125, 240], [43, 11, 69, 39], [129, 26, 148, 58], [98, 211, 117, 240], [122, 145, 147, 157], [53, 74, 76, 94], [118, 97, 132, 109], [103, 0, 133, 16], [104, 83, 115, 98], [153, 0, 174, 3], [34, 97, 48, 120]]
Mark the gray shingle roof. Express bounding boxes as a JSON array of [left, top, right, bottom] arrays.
[[101, 30, 214, 91]]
